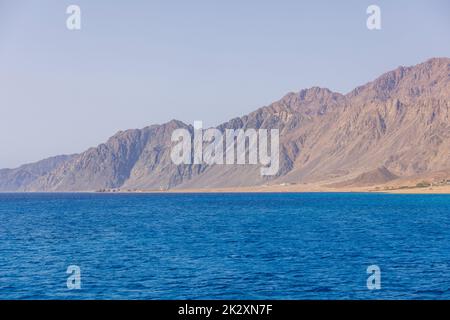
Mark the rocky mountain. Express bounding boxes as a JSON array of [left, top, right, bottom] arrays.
[[1, 57, 449, 191], [0, 155, 75, 191]]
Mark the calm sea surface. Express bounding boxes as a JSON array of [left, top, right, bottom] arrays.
[[0, 192, 449, 299]]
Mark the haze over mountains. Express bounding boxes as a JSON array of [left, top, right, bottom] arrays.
[[1, 57, 449, 192]]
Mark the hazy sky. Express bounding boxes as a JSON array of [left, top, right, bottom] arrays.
[[0, 0, 449, 168]]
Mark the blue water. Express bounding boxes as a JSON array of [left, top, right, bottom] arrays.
[[0, 192, 449, 300]]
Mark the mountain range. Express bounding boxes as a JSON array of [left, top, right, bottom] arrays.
[[1, 57, 449, 192]]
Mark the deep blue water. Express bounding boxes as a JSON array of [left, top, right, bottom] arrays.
[[0, 192, 449, 300]]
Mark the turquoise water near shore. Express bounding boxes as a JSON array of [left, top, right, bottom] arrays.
[[0, 192, 449, 299]]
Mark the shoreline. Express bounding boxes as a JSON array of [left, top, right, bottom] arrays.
[[2, 185, 450, 195], [97, 183, 450, 195]]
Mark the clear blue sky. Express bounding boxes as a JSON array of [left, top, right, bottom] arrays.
[[0, 0, 449, 168]]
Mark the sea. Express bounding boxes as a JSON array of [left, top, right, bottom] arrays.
[[0, 192, 449, 299]]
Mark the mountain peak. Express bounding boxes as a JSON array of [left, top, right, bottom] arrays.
[[348, 57, 449, 101]]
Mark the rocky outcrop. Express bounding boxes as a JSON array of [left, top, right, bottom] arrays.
[[327, 167, 399, 188]]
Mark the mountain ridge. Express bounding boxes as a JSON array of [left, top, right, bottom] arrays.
[[1, 57, 449, 191]]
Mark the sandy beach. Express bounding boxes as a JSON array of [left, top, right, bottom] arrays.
[[136, 183, 450, 195]]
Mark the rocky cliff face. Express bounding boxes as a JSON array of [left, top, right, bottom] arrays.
[[1, 57, 449, 191]]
